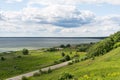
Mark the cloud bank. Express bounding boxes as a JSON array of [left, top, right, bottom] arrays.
[[0, 0, 120, 37]]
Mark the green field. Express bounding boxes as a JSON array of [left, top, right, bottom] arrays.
[[0, 48, 85, 79], [30, 47, 120, 80]]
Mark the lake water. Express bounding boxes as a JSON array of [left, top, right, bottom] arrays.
[[0, 37, 104, 52]]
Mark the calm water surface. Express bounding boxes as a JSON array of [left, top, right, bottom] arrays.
[[0, 37, 104, 52]]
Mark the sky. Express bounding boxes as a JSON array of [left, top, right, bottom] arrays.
[[0, 0, 120, 37]]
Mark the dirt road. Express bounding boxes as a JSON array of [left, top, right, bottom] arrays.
[[6, 61, 71, 80]]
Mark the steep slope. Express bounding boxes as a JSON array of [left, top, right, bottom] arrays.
[[87, 31, 120, 57], [30, 47, 120, 80]]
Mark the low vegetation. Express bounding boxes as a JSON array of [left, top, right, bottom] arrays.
[[30, 47, 120, 80], [0, 46, 85, 79], [87, 31, 120, 58]]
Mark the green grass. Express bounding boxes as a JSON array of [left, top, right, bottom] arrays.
[[30, 47, 120, 80], [0, 48, 84, 79]]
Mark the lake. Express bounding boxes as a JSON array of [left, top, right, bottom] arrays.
[[0, 37, 104, 52]]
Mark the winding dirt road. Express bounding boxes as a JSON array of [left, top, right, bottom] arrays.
[[6, 61, 71, 80]]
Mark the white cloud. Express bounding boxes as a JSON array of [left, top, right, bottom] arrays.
[[0, 0, 120, 37], [28, 0, 120, 6], [5, 0, 22, 3]]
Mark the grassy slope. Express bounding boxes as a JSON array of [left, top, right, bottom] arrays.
[[31, 47, 120, 80], [0, 48, 84, 79]]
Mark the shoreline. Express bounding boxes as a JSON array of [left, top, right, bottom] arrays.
[[0, 42, 96, 54]]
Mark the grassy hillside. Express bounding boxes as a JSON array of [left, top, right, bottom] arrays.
[[0, 48, 85, 79], [30, 47, 120, 80], [87, 31, 120, 57]]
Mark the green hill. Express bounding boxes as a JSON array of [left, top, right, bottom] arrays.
[[30, 47, 120, 80], [87, 31, 120, 57], [29, 31, 120, 80]]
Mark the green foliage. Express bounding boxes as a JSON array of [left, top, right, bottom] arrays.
[[58, 72, 74, 80], [65, 55, 71, 61], [17, 55, 22, 58], [76, 43, 94, 52], [33, 72, 41, 77], [87, 31, 120, 57], [60, 44, 66, 48], [30, 47, 120, 80], [66, 44, 71, 48], [1, 57, 5, 61], [60, 44, 71, 48], [22, 76, 29, 80], [72, 58, 80, 63], [61, 52, 65, 57], [47, 48, 57, 52], [113, 42, 120, 48], [70, 52, 72, 54], [22, 48, 29, 55], [47, 67, 52, 73], [68, 61, 73, 65]]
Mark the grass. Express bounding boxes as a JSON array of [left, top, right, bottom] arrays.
[[0, 48, 85, 79], [29, 47, 120, 80]]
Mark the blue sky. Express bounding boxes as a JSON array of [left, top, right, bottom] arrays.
[[0, 0, 120, 37]]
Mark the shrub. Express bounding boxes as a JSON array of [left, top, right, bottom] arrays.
[[68, 61, 73, 65], [87, 31, 120, 57], [59, 58, 66, 62], [33, 72, 41, 76], [73, 58, 79, 63], [47, 48, 57, 52], [22, 48, 29, 55], [61, 52, 65, 57], [22, 76, 28, 80], [73, 54, 79, 58], [60, 44, 65, 48], [17, 55, 22, 58], [58, 72, 74, 80], [70, 52, 72, 54], [54, 60, 60, 64], [66, 44, 71, 48], [47, 67, 52, 73], [65, 55, 71, 61], [1, 57, 5, 61], [81, 56, 88, 61]]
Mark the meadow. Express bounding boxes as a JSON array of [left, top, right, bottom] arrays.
[[0, 47, 85, 79], [29, 47, 120, 80]]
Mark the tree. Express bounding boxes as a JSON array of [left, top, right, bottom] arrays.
[[22, 48, 29, 55], [66, 44, 71, 48], [65, 55, 71, 61], [61, 52, 65, 57], [60, 44, 65, 48], [1, 57, 5, 61]]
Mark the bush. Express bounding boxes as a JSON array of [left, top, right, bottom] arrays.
[[61, 52, 65, 57], [66, 44, 71, 48], [65, 55, 71, 61], [70, 52, 72, 54], [58, 72, 74, 80], [73, 58, 79, 63], [60, 44, 65, 48], [81, 56, 88, 61], [87, 31, 120, 57], [54, 60, 61, 64], [22, 76, 29, 80], [59, 58, 66, 62], [1, 57, 5, 61], [68, 61, 73, 65], [47, 67, 52, 73], [47, 48, 57, 52], [73, 54, 79, 58], [17, 55, 22, 58], [22, 48, 29, 55], [33, 72, 41, 76]]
